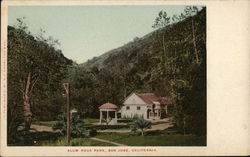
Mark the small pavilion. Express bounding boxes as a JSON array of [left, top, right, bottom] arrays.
[[99, 102, 118, 125]]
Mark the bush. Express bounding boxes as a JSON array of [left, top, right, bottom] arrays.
[[117, 119, 134, 123], [130, 119, 151, 136], [89, 128, 97, 137], [52, 114, 89, 138], [87, 124, 129, 130]]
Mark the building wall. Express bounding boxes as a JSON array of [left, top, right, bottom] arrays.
[[124, 93, 146, 105], [121, 104, 148, 119], [121, 93, 149, 119]]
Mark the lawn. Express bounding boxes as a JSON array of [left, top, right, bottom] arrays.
[[95, 130, 206, 146], [36, 137, 116, 146], [32, 118, 100, 127], [9, 128, 205, 146], [83, 118, 99, 125]]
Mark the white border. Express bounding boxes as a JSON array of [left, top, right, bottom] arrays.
[[1, 0, 250, 156]]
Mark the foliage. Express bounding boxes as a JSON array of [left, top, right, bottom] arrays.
[[52, 114, 89, 138], [152, 10, 171, 28], [117, 119, 134, 123], [8, 6, 206, 147], [7, 102, 23, 144], [8, 18, 72, 144], [69, 8, 206, 137], [8, 131, 61, 146], [131, 119, 151, 136], [87, 124, 130, 130]]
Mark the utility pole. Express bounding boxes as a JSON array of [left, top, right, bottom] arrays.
[[63, 83, 70, 145]]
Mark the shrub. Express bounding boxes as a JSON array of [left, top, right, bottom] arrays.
[[87, 124, 129, 130], [117, 119, 133, 123], [131, 119, 151, 136], [52, 114, 90, 138]]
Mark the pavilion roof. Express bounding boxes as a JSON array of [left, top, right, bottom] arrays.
[[99, 102, 118, 109]]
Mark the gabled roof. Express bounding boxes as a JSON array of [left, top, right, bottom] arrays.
[[159, 97, 172, 105], [135, 93, 171, 105], [135, 93, 159, 104], [99, 102, 118, 109]]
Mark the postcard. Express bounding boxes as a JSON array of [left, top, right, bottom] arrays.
[[1, 0, 249, 156]]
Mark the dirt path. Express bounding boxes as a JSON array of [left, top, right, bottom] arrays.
[[90, 137, 127, 146], [148, 123, 173, 131], [98, 129, 130, 133], [30, 124, 56, 132]]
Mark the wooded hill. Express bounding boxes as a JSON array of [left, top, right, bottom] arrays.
[[69, 7, 206, 135], [8, 7, 206, 140]]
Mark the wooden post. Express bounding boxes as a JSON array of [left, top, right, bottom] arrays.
[[100, 111, 103, 124], [107, 110, 109, 123], [63, 83, 70, 145]]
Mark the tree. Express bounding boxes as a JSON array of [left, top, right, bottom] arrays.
[[152, 10, 171, 77], [184, 6, 200, 64], [131, 119, 151, 136], [8, 18, 72, 131], [151, 7, 206, 136]]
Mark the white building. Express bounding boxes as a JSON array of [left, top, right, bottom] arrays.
[[120, 93, 171, 120], [99, 102, 118, 125]]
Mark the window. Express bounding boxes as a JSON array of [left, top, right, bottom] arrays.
[[126, 106, 130, 110], [137, 106, 141, 110]]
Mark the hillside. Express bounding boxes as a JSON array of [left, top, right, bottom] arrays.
[[79, 31, 154, 69], [69, 7, 206, 135], [80, 8, 206, 73], [71, 8, 206, 107], [7, 7, 206, 140]]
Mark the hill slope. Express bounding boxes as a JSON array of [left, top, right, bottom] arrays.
[[69, 7, 206, 135]]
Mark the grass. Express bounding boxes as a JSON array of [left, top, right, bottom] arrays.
[[32, 119, 99, 128], [95, 130, 206, 146], [33, 119, 99, 127], [36, 137, 116, 146], [9, 128, 205, 146], [9, 130, 114, 146], [33, 121, 57, 127], [83, 118, 99, 125]]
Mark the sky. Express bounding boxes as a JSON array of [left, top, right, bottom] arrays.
[[8, 6, 199, 64]]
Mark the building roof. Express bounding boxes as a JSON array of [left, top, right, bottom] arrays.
[[159, 97, 172, 105], [99, 102, 118, 109], [135, 93, 172, 105]]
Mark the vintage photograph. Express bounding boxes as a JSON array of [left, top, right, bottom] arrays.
[[7, 5, 206, 146]]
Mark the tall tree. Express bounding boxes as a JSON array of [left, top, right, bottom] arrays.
[[8, 19, 72, 131], [184, 6, 199, 64], [152, 10, 171, 76]]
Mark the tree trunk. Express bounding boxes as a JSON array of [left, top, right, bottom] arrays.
[[191, 18, 199, 64], [23, 72, 32, 131], [141, 129, 144, 136], [162, 35, 168, 75], [123, 72, 127, 100], [124, 86, 127, 100]]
